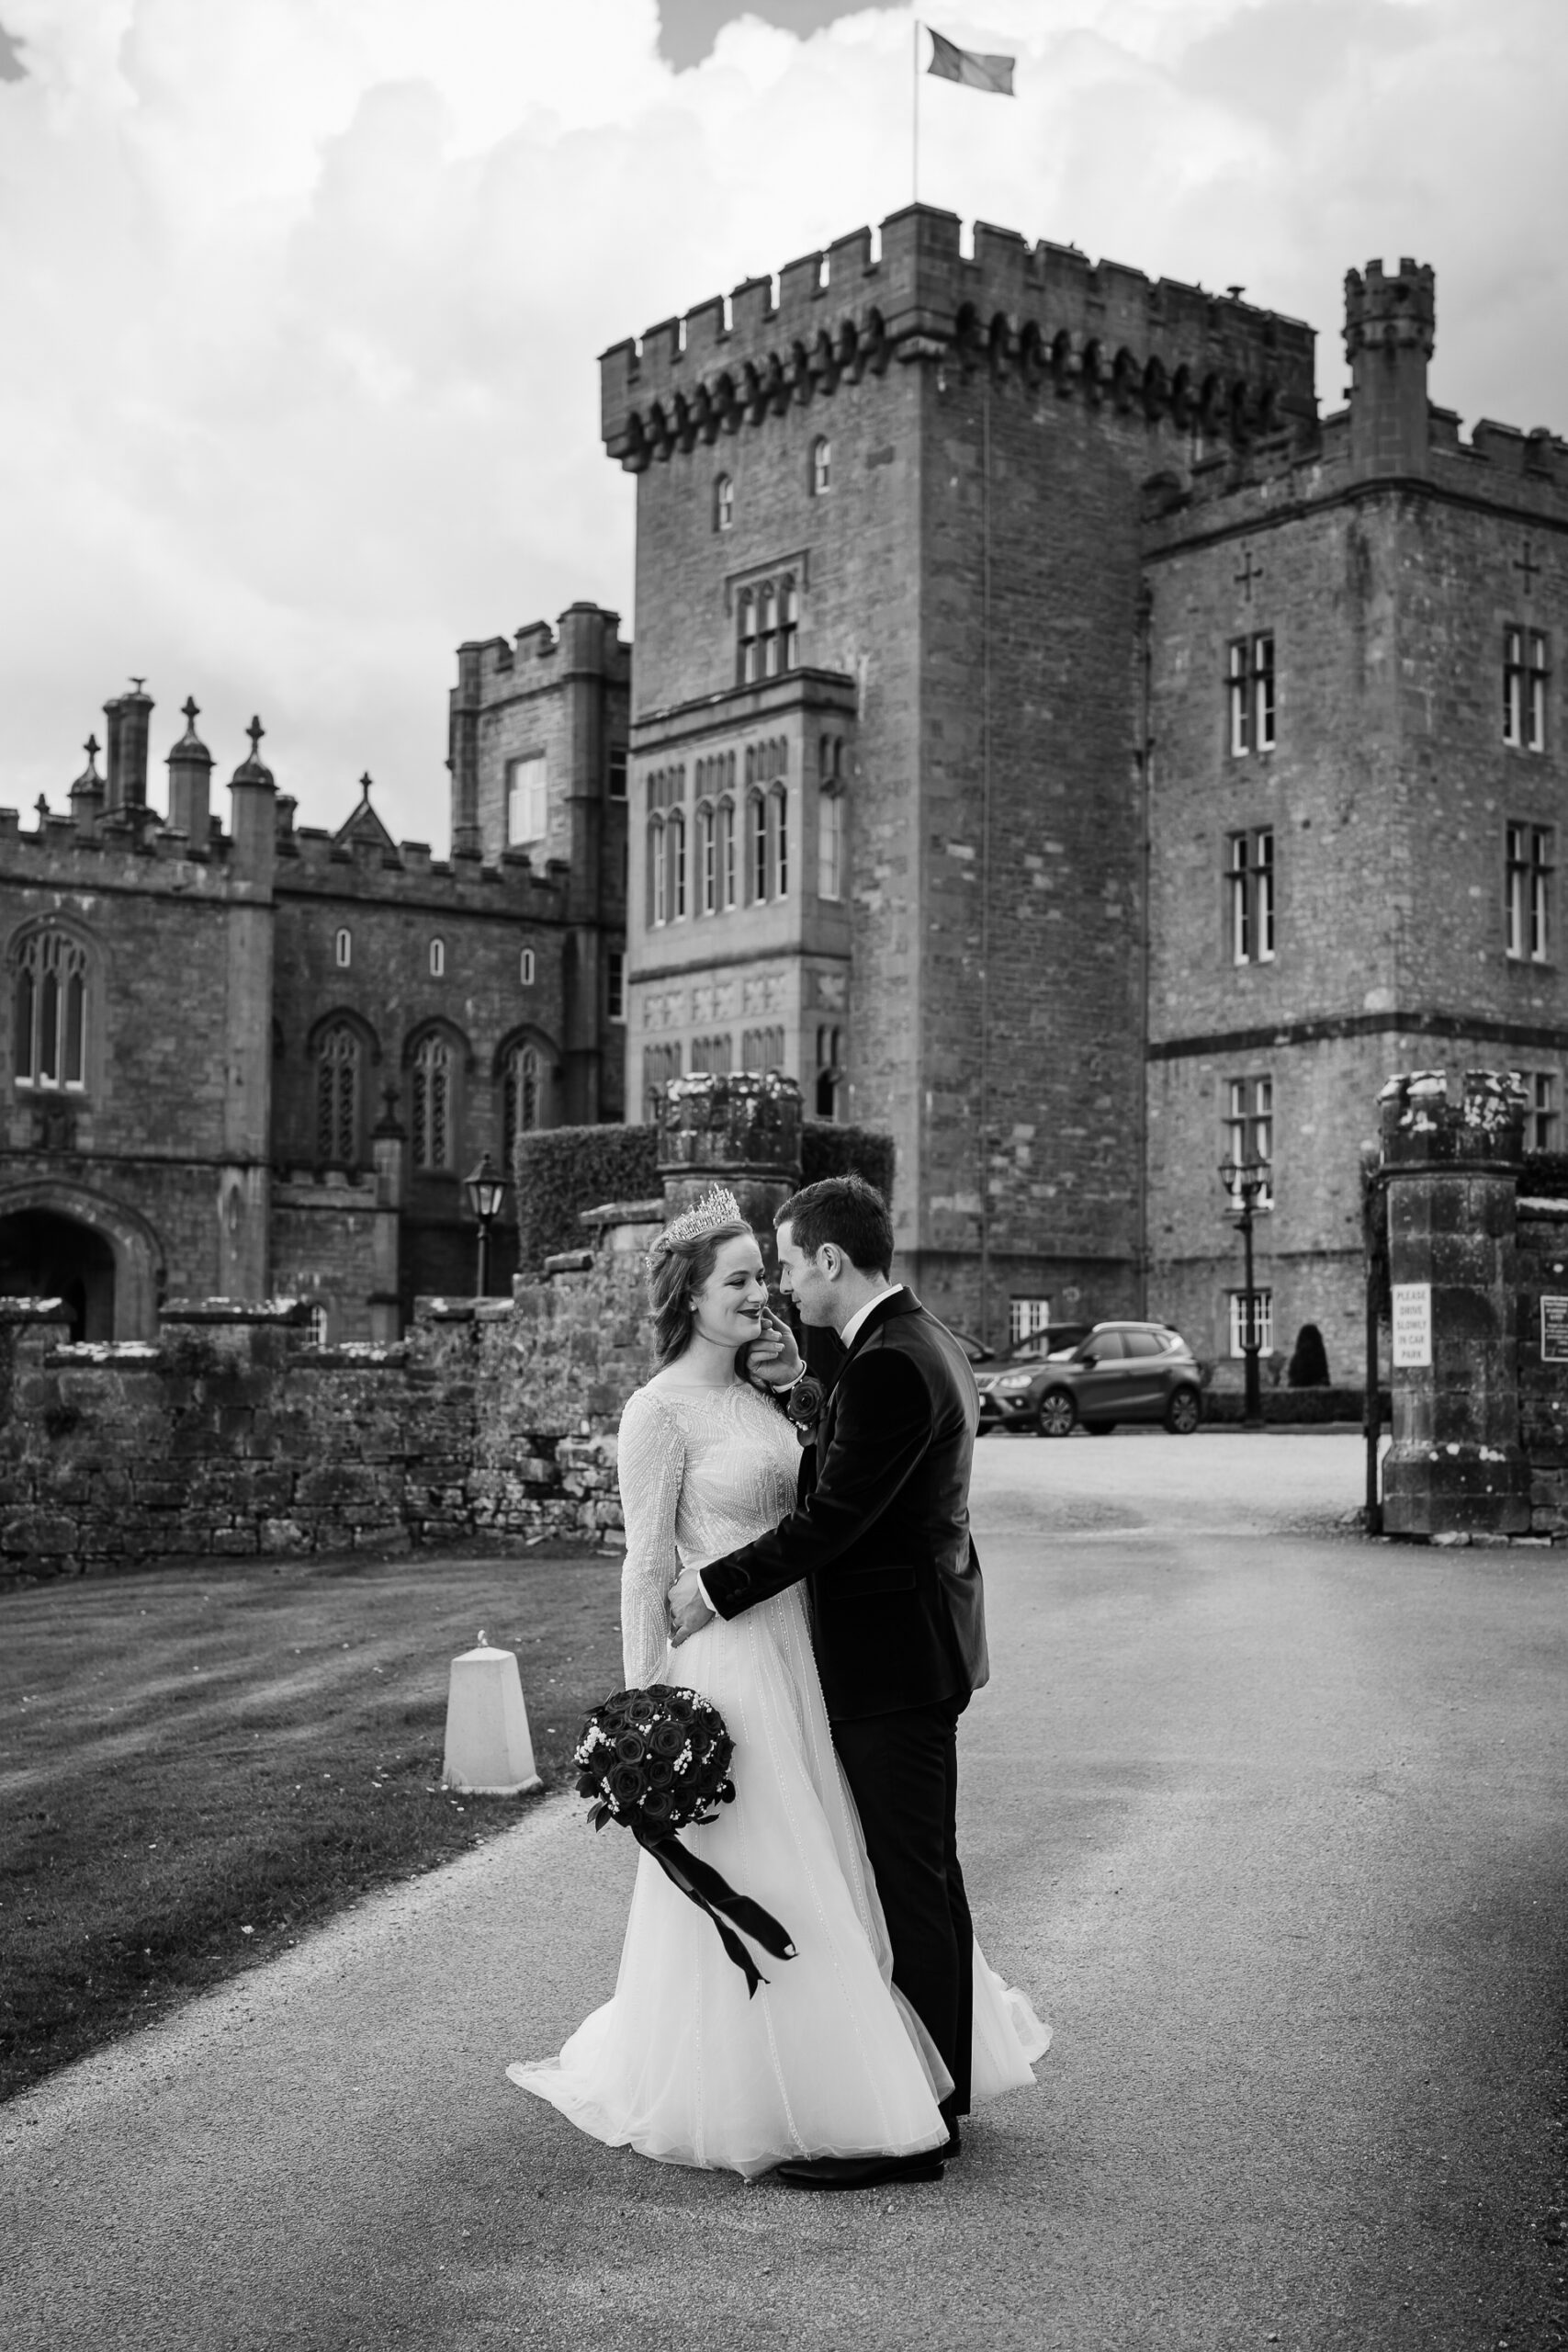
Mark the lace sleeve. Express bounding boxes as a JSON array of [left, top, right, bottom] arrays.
[[616, 1388, 686, 1687]]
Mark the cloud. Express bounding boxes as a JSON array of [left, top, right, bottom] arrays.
[[0, 0, 1563, 848]]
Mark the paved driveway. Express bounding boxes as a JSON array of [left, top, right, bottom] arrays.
[[3, 1433, 1565, 2351]]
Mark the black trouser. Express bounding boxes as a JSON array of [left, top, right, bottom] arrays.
[[832, 1696, 973, 2120]]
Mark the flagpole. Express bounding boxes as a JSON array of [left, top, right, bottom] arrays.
[[912, 18, 920, 204]]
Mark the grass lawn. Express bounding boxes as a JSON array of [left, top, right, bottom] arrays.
[[0, 1544, 624, 2105]]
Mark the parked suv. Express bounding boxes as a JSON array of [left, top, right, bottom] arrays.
[[976, 1321, 1201, 1437]]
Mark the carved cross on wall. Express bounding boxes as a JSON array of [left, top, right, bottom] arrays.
[[1516, 540, 1541, 599], [1235, 547, 1262, 601]]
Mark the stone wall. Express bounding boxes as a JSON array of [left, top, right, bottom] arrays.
[[0, 1251, 657, 1579], [1514, 1198, 1568, 1536]]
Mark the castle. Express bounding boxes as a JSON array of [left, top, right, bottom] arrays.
[[0, 609, 627, 1340], [4, 203, 1565, 1374], [604, 206, 1568, 1374]]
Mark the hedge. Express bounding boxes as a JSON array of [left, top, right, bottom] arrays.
[[1202, 1385, 1389, 1427], [513, 1119, 897, 1272]]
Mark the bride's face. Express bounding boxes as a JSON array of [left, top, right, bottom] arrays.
[[690, 1233, 769, 1352]]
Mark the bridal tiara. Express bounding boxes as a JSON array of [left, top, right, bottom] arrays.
[[655, 1185, 747, 1252]]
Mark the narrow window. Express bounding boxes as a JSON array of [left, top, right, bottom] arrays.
[[607, 949, 626, 1023], [519, 947, 536, 987], [334, 926, 352, 969], [649, 815, 667, 927], [1228, 639, 1250, 756], [607, 748, 627, 800], [503, 1043, 541, 1145], [411, 1034, 453, 1170], [811, 437, 831, 495], [506, 753, 547, 845], [815, 1023, 842, 1119], [63, 969, 85, 1086], [770, 786, 789, 898], [1224, 1075, 1273, 1207], [1228, 1288, 1274, 1358], [697, 802, 716, 914], [1528, 631, 1550, 752], [1008, 1297, 1054, 1345], [738, 591, 758, 686], [780, 577, 799, 670], [307, 1304, 331, 1349], [1253, 633, 1276, 750], [749, 792, 767, 903], [38, 966, 58, 1083], [759, 583, 778, 680], [11, 931, 89, 1091], [715, 474, 734, 532], [14, 961, 34, 1081], [1506, 822, 1554, 962], [315, 1023, 361, 1165], [1505, 627, 1525, 746], [429, 937, 446, 978], [717, 797, 736, 909], [818, 784, 843, 901], [668, 808, 687, 921]]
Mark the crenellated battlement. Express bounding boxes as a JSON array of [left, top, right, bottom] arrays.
[[601, 204, 1317, 470], [275, 819, 567, 910], [454, 602, 631, 706]]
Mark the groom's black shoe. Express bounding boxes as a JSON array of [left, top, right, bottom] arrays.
[[942, 2124, 962, 2160], [773, 2149, 945, 2192]]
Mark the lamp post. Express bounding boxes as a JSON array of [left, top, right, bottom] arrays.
[[1219, 1153, 1268, 1430], [464, 1152, 510, 1298]]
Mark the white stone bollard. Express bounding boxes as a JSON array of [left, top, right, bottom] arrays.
[[441, 1633, 543, 1795]]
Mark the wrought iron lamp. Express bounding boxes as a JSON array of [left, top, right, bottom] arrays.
[[1219, 1153, 1269, 1429], [465, 1151, 510, 1298]]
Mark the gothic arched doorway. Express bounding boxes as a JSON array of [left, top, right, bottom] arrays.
[[0, 1208, 116, 1340]]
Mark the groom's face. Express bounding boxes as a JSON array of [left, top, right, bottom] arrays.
[[775, 1222, 834, 1327]]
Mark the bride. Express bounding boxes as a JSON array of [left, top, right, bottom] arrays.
[[507, 1197, 1046, 2181]]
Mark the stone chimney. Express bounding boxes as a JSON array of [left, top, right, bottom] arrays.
[[165, 696, 213, 842], [228, 714, 276, 888], [1344, 258, 1436, 475], [103, 679, 153, 814]]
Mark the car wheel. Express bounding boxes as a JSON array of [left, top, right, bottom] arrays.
[[1082, 1420, 1114, 1435], [1164, 1386, 1201, 1435], [1036, 1390, 1077, 1439]]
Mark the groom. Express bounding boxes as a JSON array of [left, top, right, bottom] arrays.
[[670, 1173, 988, 2191]]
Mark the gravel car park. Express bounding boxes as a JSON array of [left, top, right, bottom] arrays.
[[976, 1321, 1202, 1437]]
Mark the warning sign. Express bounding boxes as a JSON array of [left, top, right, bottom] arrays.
[[1541, 1297, 1568, 1362], [1392, 1283, 1432, 1369]]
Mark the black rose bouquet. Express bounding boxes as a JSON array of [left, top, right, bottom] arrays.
[[575, 1684, 795, 1996]]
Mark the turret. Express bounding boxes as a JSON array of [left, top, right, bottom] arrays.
[[69, 733, 105, 834], [228, 715, 276, 887], [1344, 258, 1436, 474], [165, 696, 213, 843], [103, 679, 153, 814]]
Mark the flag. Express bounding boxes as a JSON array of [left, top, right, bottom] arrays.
[[926, 26, 1015, 95]]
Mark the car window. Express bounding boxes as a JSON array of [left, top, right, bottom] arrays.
[[1123, 1330, 1166, 1359], [1085, 1330, 1124, 1361]]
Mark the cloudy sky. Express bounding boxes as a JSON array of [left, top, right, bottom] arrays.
[[1, 0, 1564, 848]]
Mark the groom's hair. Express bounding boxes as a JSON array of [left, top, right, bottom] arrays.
[[775, 1175, 893, 1277]]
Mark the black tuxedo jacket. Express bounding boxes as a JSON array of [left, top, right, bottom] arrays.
[[702, 1290, 989, 1721]]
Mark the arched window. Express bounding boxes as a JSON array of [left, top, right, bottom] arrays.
[[811, 436, 831, 495], [667, 808, 687, 921], [716, 796, 736, 910], [737, 590, 758, 685], [13, 930, 89, 1091], [769, 786, 789, 899], [307, 1303, 331, 1348], [411, 1033, 453, 1170], [748, 792, 767, 903], [759, 583, 778, 679], [715, 474, 734, 531], [649, 814, 667, 926], [315, 1022, 362, 1165], [334, 927, 353, 969], [503, 1042, 543, 1145], [429, 937, 446, 978], [696, 802, 716, 914]]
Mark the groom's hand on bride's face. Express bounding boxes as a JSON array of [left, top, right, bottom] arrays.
[[669, 1569, 716, 1647], [749, 1305, 804, 1387]]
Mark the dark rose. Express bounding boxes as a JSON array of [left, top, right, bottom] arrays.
[[645, 1758, 675, 1791], [649, 1721, 684, 1759], [615, 1732, 647, 1765], [641, 1788, 674, 1825], [610, 1764, 645, 1804]]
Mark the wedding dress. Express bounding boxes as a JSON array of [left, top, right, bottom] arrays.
[[507, 1379, 1047, 2178]]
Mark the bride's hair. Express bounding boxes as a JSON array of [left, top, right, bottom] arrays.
[[647, 1216, 755, 1369]]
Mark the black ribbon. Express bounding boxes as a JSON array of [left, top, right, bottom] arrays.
[[636, 1829, 796, 1998]]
